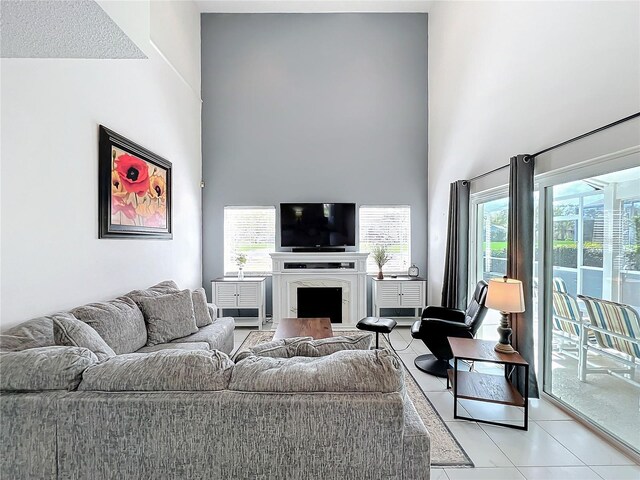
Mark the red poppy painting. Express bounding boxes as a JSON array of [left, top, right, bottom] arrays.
[[99, 126, 172, 239]]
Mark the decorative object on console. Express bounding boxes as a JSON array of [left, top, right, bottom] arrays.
[[408, 264, 419, 277], [486, 276, 525, 354], [98, 125, 172, 239], [235, 252, 247, 280], [371, 245, 391, 279]]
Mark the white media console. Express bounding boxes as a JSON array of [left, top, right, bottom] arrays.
[[270, 252, 369, 328]]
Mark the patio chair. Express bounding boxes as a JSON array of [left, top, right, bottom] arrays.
[[577, 295, 640, 388], [550, 278, 590, 355], [552, 290, 582, 355], [553, 277, 569, 293]]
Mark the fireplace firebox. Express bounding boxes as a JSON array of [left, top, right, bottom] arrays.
[[297, 287, 343, 323]]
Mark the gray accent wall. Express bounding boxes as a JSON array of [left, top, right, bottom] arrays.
[[201, 13, 428, 314]]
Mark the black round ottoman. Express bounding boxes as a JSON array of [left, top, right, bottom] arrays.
[[356, 317, 397, 349]]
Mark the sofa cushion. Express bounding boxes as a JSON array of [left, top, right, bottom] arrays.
[[151, 280, 179, 292], [171, 317, 235, 354], [138, 289, 198, 346], [192, 288, 213, 327], [233, 335, 371, 362], [229, 349, 403, 393], [0, 346, 97, 392], [52, 312, 116, 362], [136, 342, 210, 353], [0, 316, 54, 352], [233, 336, 313, 362], [125, 280, 180, 305], [295, 334, 373, 356], [79, 350, 233, 392], [71, 297, 147, 354]]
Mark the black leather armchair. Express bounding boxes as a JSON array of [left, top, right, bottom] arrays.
[[411, 280, 489, 377]]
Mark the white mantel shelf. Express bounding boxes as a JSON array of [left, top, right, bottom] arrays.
[[270, 252, 369, 326]]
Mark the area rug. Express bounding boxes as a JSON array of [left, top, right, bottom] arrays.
[[236, 330, 473, 467]]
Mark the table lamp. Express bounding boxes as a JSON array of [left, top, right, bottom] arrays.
[[486, 276, 525, 354]]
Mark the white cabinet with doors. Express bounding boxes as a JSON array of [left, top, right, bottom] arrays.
[[372, 277, 426, 325], [212, 277, 266, 329]]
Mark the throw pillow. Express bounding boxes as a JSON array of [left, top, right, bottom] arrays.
[[71, 297, 147, 354], [138, 289, 198, 346], [52, 312, 116, 363], [192, 288, 213, 327]]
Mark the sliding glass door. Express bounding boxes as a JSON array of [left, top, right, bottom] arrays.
[[541, 164, 640, 452], [468, 153, 639, 452]]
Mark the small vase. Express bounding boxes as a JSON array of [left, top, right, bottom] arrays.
[[377, 270, 384, 280], [238, 268, 244, 280]]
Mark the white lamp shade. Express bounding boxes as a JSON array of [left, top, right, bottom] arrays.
[[486, 278, 525, 313]]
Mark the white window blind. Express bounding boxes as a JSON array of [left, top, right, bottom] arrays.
[[224, 207, 275, 274], [359, 206, 411, 273]]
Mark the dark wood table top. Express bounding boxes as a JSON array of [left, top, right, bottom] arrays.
[[448, 338, 528, 365], [273, 317, 334, 340]]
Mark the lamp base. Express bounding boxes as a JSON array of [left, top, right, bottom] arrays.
[[494, 342, 516, 354], [495, 311, 516, 354]]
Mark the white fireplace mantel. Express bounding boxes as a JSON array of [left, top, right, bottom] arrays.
[[270, 252, 369, 327]]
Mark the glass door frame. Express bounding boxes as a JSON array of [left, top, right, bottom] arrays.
[[536, 146, 640, 453], [468, 185, 510, 301]]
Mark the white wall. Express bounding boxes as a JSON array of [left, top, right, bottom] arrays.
[[0, 1, 203, 329], [427, 0, 640, 304], [150, 0, 202, 96]]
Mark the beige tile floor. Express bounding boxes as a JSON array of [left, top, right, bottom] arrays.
[[232, 325, 640, 480]]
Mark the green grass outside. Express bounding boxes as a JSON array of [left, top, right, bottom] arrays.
[[481, 240, 601, 250]]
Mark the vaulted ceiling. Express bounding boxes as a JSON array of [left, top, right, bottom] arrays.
[[0, 0, 145, 59]]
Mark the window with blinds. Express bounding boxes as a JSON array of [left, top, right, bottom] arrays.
[[224, 206, 276, 274], [359, 206, 411, 273]]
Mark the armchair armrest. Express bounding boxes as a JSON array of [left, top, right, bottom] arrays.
[[207, 303, 218, 321], [421, 306, 466, 323], [419, 317, 474, 339], [411, 320, 421, 338]]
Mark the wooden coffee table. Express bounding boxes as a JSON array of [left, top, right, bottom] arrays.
[[273, 317, 334, 340]]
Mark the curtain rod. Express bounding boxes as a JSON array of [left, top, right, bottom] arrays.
[[532, 111, 640, 158], [467, 112, 640, 183], [468, 163, 509, 182]]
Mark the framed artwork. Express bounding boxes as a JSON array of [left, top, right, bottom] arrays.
[[99, 125, 172, 239]]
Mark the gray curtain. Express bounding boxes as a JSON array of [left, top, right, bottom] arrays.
[[441, 180, 470, 310], [507, 154, 539, 398]]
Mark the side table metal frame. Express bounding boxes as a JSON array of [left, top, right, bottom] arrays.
[[447, 355, 529, 431]]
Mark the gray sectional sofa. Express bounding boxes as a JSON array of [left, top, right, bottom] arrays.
[[0, 282, 431, 480]]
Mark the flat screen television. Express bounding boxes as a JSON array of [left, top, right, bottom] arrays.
[[280, 203, 356, 248]]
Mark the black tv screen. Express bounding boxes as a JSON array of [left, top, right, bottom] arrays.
[[280, 203, 356, 247]]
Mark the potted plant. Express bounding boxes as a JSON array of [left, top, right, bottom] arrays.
[[235, 252, 247, 280], [371, 245, 391, 280]]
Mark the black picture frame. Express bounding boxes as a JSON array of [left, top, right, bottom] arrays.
[[99, 125, 172, 239]]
